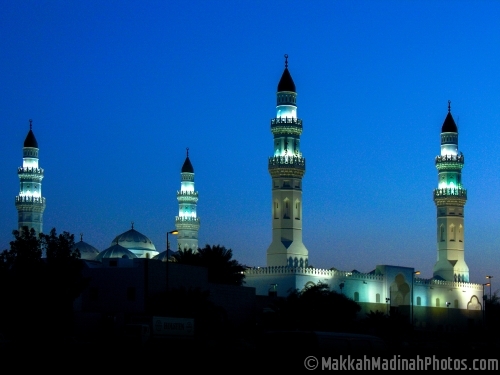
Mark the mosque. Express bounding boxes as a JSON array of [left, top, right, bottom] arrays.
[[14, 56, 484, 331]]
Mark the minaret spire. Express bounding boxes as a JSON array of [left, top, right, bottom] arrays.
[[175, 149, 200, 251], [433, 102, 469, 282], [15, 119, 46, 234], [267, 56, 308, 267]]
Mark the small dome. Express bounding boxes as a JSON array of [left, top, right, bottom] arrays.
[[152, 249, 177, 262], [24, 129, 38, 148], [277, 67, 296, 92], [72, 240, 100, 261], [182, 156, 194, 173], [95, 244, 137, 261], [111, 228, 156, 252], [441, 112, 457, 133]]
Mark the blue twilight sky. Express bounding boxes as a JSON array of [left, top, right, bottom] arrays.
[[1, 1, 499, 285]]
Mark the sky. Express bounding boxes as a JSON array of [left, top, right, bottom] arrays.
[[1, 1, 499, 286]]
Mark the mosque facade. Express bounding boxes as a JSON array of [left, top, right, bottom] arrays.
[[14, 56, 484, 331], [244, 56, 483, 331]]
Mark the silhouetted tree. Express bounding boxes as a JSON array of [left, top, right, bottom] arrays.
[[268, 282, 361, 332], [485, 290, 500, 338], [40, 229, 87, 338], [0, 227, 87, 343], [171, 248, 199, 265], [172, 244, 247, 286], [0, 226, 41, 269]]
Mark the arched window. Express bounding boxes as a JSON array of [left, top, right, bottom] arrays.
[[376, 293, 380, 303], [354, 292, 359, 302], [274, 200, 279, 219], [283, 198, 290, 219], [454, 299, 459, 309], [459, 225, 463, 242], [295, 200, 301, 220], [440, 225, 445, 242], [436, 298, 440, 307], [417, 296, 421, 306], [450, 224, 455, 241]]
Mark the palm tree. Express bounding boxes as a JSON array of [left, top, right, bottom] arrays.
[[171, 248, 199, 265], [198, 244, 247, 285], [173, 244, 247, 286]]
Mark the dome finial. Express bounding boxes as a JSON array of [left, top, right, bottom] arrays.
[[186, 147, 189, 157], [131, 221, 134, 229], [29, 119, 32, 130], [80, 233, 83, 241], [448, 100, 451, 113], [284, 54, 288, 68]]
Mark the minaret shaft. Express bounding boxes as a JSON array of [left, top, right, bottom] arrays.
[[175, 152, 200, 251], [266, 57, 308, 267], [433, 105, 469, 282], [15, 121, 46, 235]]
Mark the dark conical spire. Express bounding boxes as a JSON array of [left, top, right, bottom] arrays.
[[24, 119, 38, 148], [441, 100, 458, 133], [277, 54, 296, 92], [181, 147, 194, 173]]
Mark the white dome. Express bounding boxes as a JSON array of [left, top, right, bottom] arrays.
[[95, 244, 137, 261], [111, 228, 158, 258], [72, 240, 100, 261]]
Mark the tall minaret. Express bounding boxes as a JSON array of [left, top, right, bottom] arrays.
[[267, 55, 308, 268], [15, 119, 46, 235], [175, 148, 200, 251], [433, 101, 469, 282]]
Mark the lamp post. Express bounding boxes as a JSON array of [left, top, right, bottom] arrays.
[[385, 297, 390, 316], [412, 271, 420, 328], [446, 301, 451, 330], [486, 276, 493, 301], [482, 282, 490, 325], [166, 230, 178, 292]]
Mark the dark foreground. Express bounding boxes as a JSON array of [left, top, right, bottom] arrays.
[[2, 330, 499, 372]]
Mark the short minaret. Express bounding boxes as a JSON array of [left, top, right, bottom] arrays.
[[267, 55, 308, 267], [433, 101, 469, 282], [15, 119, 46, 235], [175, 148, 200, 251]]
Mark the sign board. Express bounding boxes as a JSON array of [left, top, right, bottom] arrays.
[[152, 316, 194, 336]]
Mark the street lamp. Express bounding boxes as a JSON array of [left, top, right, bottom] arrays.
[[486, 276, 493, 300], [385, 297, 390, 316], [446, 302, 451, 328], [166, 230, 178, 292], [482, 282, 490, 325], [412, 271, 420, 328]]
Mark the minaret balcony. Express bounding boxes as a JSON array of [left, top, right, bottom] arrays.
[[175, 217, 201, 230], [268, 156, 306, 178], [175, 217, 200, 223], [433, 188, 467, 199], [15, 196, 46, 209], [435, 155, 464, 170], [18, 167, 44, 176], [269, 155, 305, 169], [176, 191, 198, 197], [271, 118, 303, 135], [177, 191, 199, 203]]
